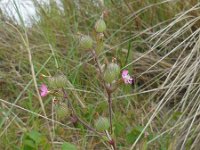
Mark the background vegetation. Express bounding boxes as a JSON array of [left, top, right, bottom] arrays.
[[1, 0, 200, 149]]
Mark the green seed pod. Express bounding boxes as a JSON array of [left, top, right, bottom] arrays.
[[95, 117, 110, 132], [55, 102, 69, 120], [79, 35, 93, 50], [103, 63, 120, 83], [48, 75, 67, 88], [95, 19, 106, 33]]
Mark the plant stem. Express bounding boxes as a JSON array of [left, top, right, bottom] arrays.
[[91, 50, 107, 90], [91, 50, 117, 149], [108, 92, 113, 134], [106, 130, 116, 150], [62, 88, 103, 138], [91, 50, 113, 134]]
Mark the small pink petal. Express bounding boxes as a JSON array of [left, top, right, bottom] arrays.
[[124, 80, 129, 84], [122, 70, 128, 77], [40, 84, 48, 97], [121, 70, 133, 85], [128, 78, 133, 84]]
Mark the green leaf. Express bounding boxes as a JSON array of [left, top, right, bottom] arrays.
[[61, 142, 77, 150], [27, 130, 42, 144], [126, 126, 144, 144], [114, 122, 124, 136], [23, 139, 35, 149], [124, 40, 131, 66]]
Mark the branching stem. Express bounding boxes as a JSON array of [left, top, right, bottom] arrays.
[[91, 50, 113, 133], [62, 88, 103, 138]]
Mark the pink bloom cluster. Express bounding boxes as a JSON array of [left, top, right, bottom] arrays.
[[40, 84, 48, 97], [122, 70, 133, 84]]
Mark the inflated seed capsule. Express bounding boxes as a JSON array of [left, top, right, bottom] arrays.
[[95, 19, 106, 33], [79, 35, 93, 50], [48, 75, 67, 88], [103, 63, 120, 83], [95, 117, 110, 132], [55, 102, 69, 120]]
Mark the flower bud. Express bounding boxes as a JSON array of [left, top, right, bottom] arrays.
[[95, 117, 110, 132], [48, 75, 67, 89], [79, 35, 93, 50], [95, 19, 106, 33], [55, 102, 69, 120], [103, 63, 120, 83]]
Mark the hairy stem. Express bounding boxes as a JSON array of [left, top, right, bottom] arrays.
[[106, 130, 116, 150], [91, 50, 117, 149], [91, 50, 107, 90], [108, 92, 113, 134], [91, 50, 113, 134], [62, 88, 103, 137]]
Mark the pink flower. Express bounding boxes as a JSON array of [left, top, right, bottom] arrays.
[[122, 70, 133, 84], [40, 84, 48, 97]]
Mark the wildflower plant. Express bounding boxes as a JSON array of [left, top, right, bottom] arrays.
[[1, 1, 200, 149], [39, 12, 133, 150]]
